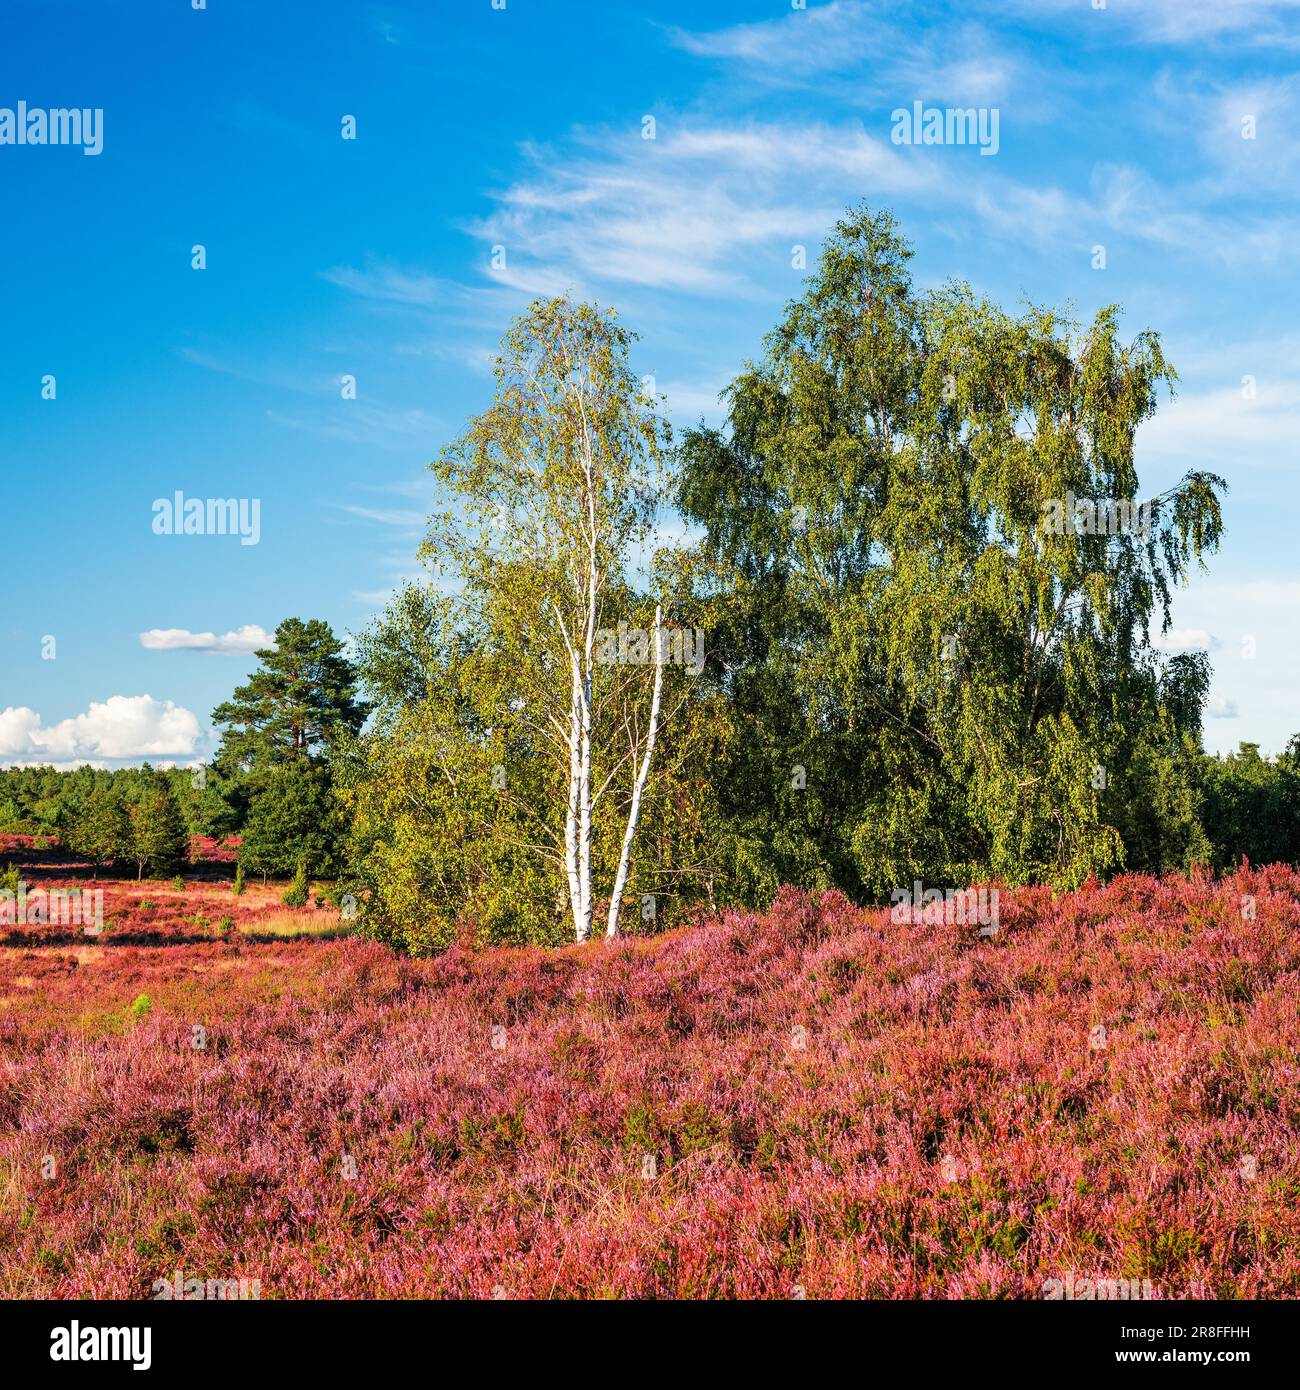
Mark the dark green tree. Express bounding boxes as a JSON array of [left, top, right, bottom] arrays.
[[67, 784, 131, 877], [212, 618, 367, 769], [127, 775, 189, 880], [211, 618, 366, 880], [281, 859, 310, 908], [678, 205, 1226, 896], [238, 759, 347, 881], [1197, 739, 1300, 871]]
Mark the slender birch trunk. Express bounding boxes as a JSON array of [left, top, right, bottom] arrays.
[[564, 653, 585, 941], [607, 606, 664, 939], [574, 482, 598, 943], [576, 676, 593, 942]]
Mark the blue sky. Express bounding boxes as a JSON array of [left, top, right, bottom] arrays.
[[2, 0, 1298, 766]]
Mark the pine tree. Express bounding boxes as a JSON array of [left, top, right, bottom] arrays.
[[211, 617, 365, 883], [212, 618, 367, 768]]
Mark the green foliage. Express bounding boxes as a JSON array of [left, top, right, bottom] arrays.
[[212, 617, 367, 769], [0, 210, 1257, 945], [238, 759, 346, 879], [281, 861, 309, 908], [129, 994, 152, 1022], [127, 776, 189, 880], [343, 296, 726, 952], [676, 204, 1226, 898], [67, 784, 132, 873], [0, 764, 208, 842], [232, 864, 246, 896], [1197, 740, 1300, 871]]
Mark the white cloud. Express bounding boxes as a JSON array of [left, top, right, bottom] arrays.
[[0, 696, 203, 763], [266, 404, 442, 449], [473, 121, 932, 298], [1139, 379, 1300, 471], [466, 108, 1291, 313], [1195, 75, 1300, 196], [321, 262, 449, 308], [670, 1, 1019, 106], [1118, 0, 1300, 44], [1090, 163, 1294, 265], [1169, 580, 1300, 754], [999, 0, 1300, 45], [1153, 628, 1219, 652], [139, 625, 273, 654]]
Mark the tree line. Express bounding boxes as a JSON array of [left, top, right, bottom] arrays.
[[3, 207, 1288, 951]]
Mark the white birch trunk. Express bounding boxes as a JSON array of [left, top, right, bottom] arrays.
[[606, 605, 664, 939], [564, 653, 585, 942], [574, 486, 598, 943], [576, 677, 593, 942]]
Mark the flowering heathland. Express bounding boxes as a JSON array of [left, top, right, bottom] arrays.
[[0, 866, 1297, 1298]]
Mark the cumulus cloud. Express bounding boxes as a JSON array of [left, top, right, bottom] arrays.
[[139, 625, 274, 654], [0, 696, 203, 763]]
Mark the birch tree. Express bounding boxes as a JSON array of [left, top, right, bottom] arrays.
[[421, 296, 674, 942], [678, 205, 1226, 897]]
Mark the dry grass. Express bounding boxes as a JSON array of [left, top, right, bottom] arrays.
[[236, 912, 356, 940]]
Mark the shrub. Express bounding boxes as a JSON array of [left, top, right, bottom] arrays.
[[281, 861, 309, 908], [232, 864, 246, 896]]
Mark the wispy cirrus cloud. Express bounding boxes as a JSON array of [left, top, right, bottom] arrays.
[[999, 0, 1300, 46], [668, 0, 1020, 107], [469, 112, 1292, 309], [177, 345, 333, 396], [320, 262, 450, 308], [1139, 378, 1300, 472], [472, 121, 934, 299], [266, 404, 442, 449], [1193, 74, 1300, 195], [335, 503, 426, 529]]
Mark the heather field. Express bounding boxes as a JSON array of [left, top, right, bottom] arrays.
[[1, 844, 1297, 1300]]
